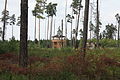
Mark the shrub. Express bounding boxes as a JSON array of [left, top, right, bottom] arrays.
[[99, 39, 117, 47], [88, 39, 117, 47], [0, 40, 19, 54], [0, 41, 9, 54]]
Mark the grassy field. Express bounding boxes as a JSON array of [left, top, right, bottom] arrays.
[[0, 47, 120, 80], [28, 48, 77, 57]]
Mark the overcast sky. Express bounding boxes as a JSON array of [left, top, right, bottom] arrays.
[[0, 0, 120, 40]]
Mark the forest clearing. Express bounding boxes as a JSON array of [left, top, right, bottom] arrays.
[[0, 0, 120, 80]]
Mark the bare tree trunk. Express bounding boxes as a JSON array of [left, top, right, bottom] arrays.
[[38, 18, 40, 41], [96, 0, 99, 47], [65, 0, 67, 46], [12, 25, 13, 38], [74, 15, 78, 48], [61, 19, 64, 47], [34, 16, 36, 40], [50, 16, 53, 40], [38, 18, 40, 46], [82, 0, 90, 57], [47, 17, 49, 40], [54, 19, 56, 36], [71, 9, 73, 47], [2, 0, 7, 41], [75, 0, 82, 49], [45, 19, 47, 39], [90, 28, 92, 40], [19, 0, 28, 67], [89, 3, 93, 40], [118, 23, 120, 47], [61, 19, 63, 35]]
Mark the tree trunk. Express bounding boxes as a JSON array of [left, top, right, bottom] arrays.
[[47, 17, 49, 40], [44, 19, 47, 39], [34, 16, 36, 40], [71, 9, 73, 47], [61, 19, 63, 36], [75, 0, 82, 49], [50, 16, 53, 40], [71, 22, 73, 47], [73, 15, 78, 48], [61, 19, 64, 47], [90, 30, 91, 40], [38, 18, 40, 46], [54, 19, 56, 36], [89, 3, 93, 40], [19, 0, 28, 67], [12, 25, 13, 38], [38, 19, 40, 41], [65, 0, 67, 46], [96, 0, 99, 47], [2, 0, 7, 41], [118, 23, 120, 47], [82, 0, 90, 56]]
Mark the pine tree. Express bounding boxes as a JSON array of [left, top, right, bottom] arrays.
[[19, 0, 28, 67]]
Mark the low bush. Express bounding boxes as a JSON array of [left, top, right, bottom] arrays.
[[29, 48, 76, 57], [88, 39, 118, 47], [99, 39, 117, 47], [0, 40, 19, 54]]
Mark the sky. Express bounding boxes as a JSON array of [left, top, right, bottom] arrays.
[[0, 0, 120, 40]]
